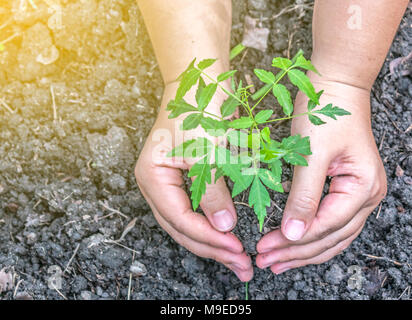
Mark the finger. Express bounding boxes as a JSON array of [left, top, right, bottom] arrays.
[[257, 175, 368, 252], [256, 209, 369, 269], [280, 157, 329, 241], [151, 205, 253, 282], [199, 176, 237, 232], [139, 171, 244, 254], [269, 224, 363, 275]]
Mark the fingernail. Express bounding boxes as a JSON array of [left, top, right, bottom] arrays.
[[284, 219, 305, 241], [212, 210, 234, 231]]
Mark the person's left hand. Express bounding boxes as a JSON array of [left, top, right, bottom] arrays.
[[256, 80, 387, 274]]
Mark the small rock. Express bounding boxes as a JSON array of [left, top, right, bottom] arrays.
[[130, 261, 147, 276], [287, 289, 298, 300], [387, 267, 403, 287], [242, 16, 270, 52], [80, 291, 93, 300], [105, 174, 127, 192], [142, 214, 158, 228], [324, 264, 345, 285], [182, 255, 205, 274]]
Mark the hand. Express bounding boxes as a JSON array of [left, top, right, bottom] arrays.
[[135, 82, 253, 281], [256, 80, 387, 274]]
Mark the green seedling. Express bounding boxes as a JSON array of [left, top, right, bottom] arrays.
[[166, 51, 350, 231]]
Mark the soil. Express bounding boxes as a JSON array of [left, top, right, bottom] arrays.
[[0, 0, 411, 300]]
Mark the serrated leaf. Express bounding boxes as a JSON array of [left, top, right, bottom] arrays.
[[167, 138, 213, 158], [254, 69, 276, 85], [200, 117, 227, 136], [182, 113, 202, 130], [176, 68, 201, 101], [176, 58, 196, 81], [272, 84, 293, 116], [294, 55, 320, 75], [259, 168, 283, 193], [217, 70, 237, 82], [167, 99, 198, 119], [272, 57, 292, 70], [220, 95, 241, 118], [230, 43, 246, 60], [260, 127, 270, 142], [214, 167, 225, 183], [251, 83, 272, 101], [249, 177, 271, 232], [232, 173, 254, 198], [268, 159, 282, 178], [198, 58, 216, 70], [308, 114, 326, 125], [167, 139, 196, 157], [255, 110, 273, 124], [287, 69, 318, 104], [307, 90, 323, 111], [188, 161, 212, 210], [281, 134, 312, 156], [227, 130, 248, 147], [197, 83, 217, 110], [284, 153, 308, 166], [196, 77, 206, 104], [314, 104, 351, 120], [229, 117, 253, 129]]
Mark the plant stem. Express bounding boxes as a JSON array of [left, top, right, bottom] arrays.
[[250, 67, 291, 112], [264, 111, 310, 123], [203, 110, 223, 120], [245, 282, 249, 300]]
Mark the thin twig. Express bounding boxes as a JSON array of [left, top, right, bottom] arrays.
[[51, 283, 68, 300], [379, 130, 386, 151], [99, 201, 129, 219], [234, 201, 250, 208], [127, 251, 135, 300], [63, 243, 80, 274], [397, 286, 410, 300], [0, 98, 16, 114], [361, 253, 404, 266], [50, 85, 57, 121], [376, 202, 383, 219], [103, 239, 140, 255]]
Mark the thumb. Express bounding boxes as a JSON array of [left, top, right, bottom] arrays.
[[281, 159, 328, 241], [199, 176, 237, 232]]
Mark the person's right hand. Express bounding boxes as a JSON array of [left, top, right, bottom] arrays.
[[135, 82, 253, 282]]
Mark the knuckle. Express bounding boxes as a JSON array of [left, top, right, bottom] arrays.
[[315, 224, 337, 240], [288, 193, 318, 216]]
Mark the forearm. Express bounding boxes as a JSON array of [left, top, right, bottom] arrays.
[[311, 0, 408, 90], [137, 0, 232, 85]]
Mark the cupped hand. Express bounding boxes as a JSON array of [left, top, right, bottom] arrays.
[[256, 80, 387, 274], [135, 82, 253, 281]]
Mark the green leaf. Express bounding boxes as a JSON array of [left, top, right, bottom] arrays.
[[182, 113, 202, 130], [314, 104, 351, 120], [232, 173, 254, 198], [272, 57, 292, 70], [281, 134, 311, 166], [167, 138, 213, 158], [251, 83, 272, 101], [287, 69, 318, 104], [229, 117, 253, 129], [167, 139, 196, 157], [272, 84, 293, 116], [255, 110, 273, 123], [220, 95, 241, 118], [230, 43, 246, 60], [196, 77, 206, 104], [259, 168, 283, 193], [197, 83, 217, 110], [198, 58, 216, 70], [188, 161, 212, 210], [308, 114, 326, 125], [254, 69, 276, 85], [167, 99, 198, 119], [281, 134, 312, 156], [307, 90, 323, 111], [268, 159, 282, 178], [217, 70, 237, 82], [176, 68, 201, 101], [249, 177, 271, 232], [200, 117, 227, 136], [284, 153, 308, 166], [227, 130, 248, 147], [294, 55, 320, 75], [260, 127, 270, 142], [214, 167, 225, 183], [176, 58, 196, 81]]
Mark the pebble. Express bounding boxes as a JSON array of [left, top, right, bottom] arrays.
[[324, 264, 345, 285], [130, 261, 147, 276], [248, 0, 267, 11]]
